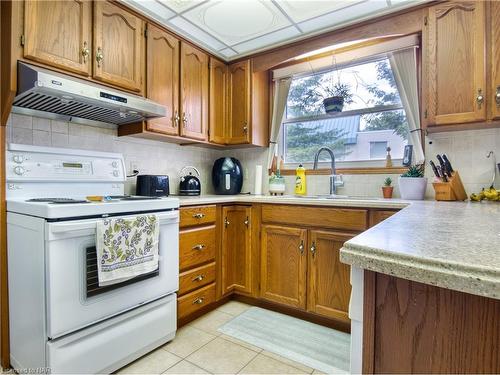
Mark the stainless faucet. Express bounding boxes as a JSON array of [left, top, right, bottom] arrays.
[[312, 147, 344, 195]]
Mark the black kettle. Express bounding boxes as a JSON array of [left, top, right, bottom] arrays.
[[179, 166, 201, 196]]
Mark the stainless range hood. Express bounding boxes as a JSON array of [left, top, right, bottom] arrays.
[[12, 62, 166, 126]]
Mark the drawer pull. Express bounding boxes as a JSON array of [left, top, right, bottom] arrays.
[[193, 213, 205, 219], [192, 244, 206, 251], [310, 241, 316, 258], [192, 274, 205, 282], [193, 297, 205, 305]]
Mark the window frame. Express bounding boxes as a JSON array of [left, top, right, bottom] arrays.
[[278, 54, 409, 171]]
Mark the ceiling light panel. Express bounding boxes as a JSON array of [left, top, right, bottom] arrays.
[[232, 25, 300, 54], [159, 0, 204, 13], [168, 16, 227, 51], [182, 0, 291, 45], [276, 0, 364, 23], [298, 0, 388, 33], [123, 0, 176, 23]]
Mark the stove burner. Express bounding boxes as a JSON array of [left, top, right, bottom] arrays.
[[27, 198, 90, 204]]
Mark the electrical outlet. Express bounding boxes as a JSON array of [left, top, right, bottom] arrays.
[[129, 160, 139, 174]]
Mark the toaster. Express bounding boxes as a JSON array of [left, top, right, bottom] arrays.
[[136, 175, 170, 197]]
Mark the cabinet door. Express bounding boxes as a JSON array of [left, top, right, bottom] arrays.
[[145, 24, 179, 136], [307, 230, 352, 323], [93, 1, 144, 92], [425, 1, 486, 125], [260, 225, 307, 309], [209, 58, 228, 144], [491, 1, 500, 120], [24, 0, 92, 76], [221, 206, 252, 295], [227, 60, 251, 144], [180, 43, 209, 141]]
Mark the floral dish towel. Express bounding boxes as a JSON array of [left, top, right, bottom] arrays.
[[96, 215, 159, 286]]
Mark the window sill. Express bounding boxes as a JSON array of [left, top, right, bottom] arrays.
[[269, 166, 408, 175]]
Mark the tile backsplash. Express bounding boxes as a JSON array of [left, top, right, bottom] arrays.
[[5, 113, 226, 195], [6, 113, 500, 199]]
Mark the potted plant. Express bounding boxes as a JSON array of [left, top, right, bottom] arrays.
[[382, 177, 393, 199], [398, 164, 427, 200], [322, 81, 354, 113]]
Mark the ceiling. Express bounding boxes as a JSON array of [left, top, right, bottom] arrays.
[[123, 0, 428, 61]]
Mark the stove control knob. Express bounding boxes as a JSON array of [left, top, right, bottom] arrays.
[[113, 170, 119, 177], [13, 155, 24, 164], [112, 161, 118, 168], [13, 166, 25, 175]]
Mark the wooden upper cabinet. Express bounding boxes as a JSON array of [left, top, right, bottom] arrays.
[[209, 58, 228, 144], [93, 1, 144, 92], [260, 225, 307, 309], [425, 1, 486, 126], [490, 1, 500, 120], [145, 24, 180, 136], [221, 206, 252, 296], [180, 42, 209, 141], [307, 230, 352, 323], [24, 0, 92, 76], [228, 60, 251, 144]]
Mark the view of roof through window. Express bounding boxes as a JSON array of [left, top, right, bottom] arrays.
[[282, 57, 409, 164]]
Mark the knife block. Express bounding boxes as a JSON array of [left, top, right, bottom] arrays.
[[432, 171, 467, 201]]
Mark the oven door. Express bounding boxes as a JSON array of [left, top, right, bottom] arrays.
[[45, 210, 179, 339]]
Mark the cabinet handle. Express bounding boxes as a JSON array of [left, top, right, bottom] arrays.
[[244, 216, 249, 227], [193, 297, 205, 305], [192, 244, 205, 251], [243, 122, 248, 133], [192, 274, 205, 282], [82, 41, 90, 63], [298, 240, 304, 255], [224, 217, 230, 227], [496, 86, 500, 107], [476, 89, 484, 108], [310, 241, 316, 258], [192, 213, 205, 219], [182, 113, 188, 127], [95, 47, 103, 67], [173, 111, 180, 127]]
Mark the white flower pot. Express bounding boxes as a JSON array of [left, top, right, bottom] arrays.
[[398, 177, 428, 200]]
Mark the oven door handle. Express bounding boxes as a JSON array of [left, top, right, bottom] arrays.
[[49, 211, 179, 234]]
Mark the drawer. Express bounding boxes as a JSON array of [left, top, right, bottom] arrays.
[[178, 283, 216, 320], [179, 225, 216, 270], [179, 262, 216, 296], [180, 205, 216, 228], [261, 204, 368, 231]]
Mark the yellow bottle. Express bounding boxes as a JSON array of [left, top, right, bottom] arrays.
[[295, 164, 306, 195]]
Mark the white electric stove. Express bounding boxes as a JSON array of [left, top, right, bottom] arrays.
[[6, 144, 180, 374]]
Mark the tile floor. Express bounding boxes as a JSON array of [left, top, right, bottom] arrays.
[[118, 301, 327, 374]]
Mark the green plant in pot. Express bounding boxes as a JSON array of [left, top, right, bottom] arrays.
[[382, 177, 393, 199], [398, 164, 427, 200], [322, 82, 354, 113]]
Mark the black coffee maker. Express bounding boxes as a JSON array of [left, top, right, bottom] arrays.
[[212, 157, 243, 195]]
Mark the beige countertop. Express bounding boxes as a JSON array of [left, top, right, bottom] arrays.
[[176, 195, 500, 300]]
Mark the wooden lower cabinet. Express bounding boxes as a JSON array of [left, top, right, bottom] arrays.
[[307, 230, 352, 323], [178, 283, 216, 320], [221, 205, 252, 296], [260, 225, 308, 309]]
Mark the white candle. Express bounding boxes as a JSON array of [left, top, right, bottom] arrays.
[[254, 165, 263, 195]]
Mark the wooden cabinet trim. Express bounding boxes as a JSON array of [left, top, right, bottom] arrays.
[[490, 1, 500, 120]]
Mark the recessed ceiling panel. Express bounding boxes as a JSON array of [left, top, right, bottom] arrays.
[[232, 26, 301, 54], [298, 0, 388, 33], [125, 0, 428, 60], [276, 0, 364, 23], [183, 0, 291, 45], [168, 16, 227, 51], [159, 0, 203, 13]]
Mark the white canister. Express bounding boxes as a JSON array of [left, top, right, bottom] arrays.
[[254, 165, 263, 195]]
